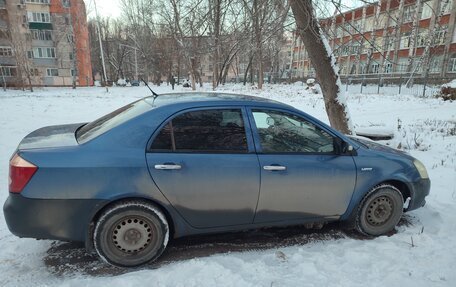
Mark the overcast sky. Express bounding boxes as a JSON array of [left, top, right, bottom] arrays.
[[83, 0, 367, 20], [84, 0, 122, 19]]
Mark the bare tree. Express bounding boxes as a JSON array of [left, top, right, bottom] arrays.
[[421, 0, 452, 79], [5, 3, 34, 91], [290, 0, 354, 134]]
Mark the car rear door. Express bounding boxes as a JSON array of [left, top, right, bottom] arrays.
[[146, 107, 260, 228], [248, 108, 357, 223]]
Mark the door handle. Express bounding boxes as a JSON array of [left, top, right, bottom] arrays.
[[263, 165, 286, 171], [154, 164, 182, 170]]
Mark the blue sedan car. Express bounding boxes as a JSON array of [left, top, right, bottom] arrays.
[[4, 93, 430, 267]]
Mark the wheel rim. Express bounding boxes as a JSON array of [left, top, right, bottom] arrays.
[[112, 217, 153, 253], [366, 196, 394, 226]]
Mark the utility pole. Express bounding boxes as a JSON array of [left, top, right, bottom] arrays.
[[93, 0, 109, 92]]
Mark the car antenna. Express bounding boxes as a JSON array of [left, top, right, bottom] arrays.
[[141, 78, 160, 99]]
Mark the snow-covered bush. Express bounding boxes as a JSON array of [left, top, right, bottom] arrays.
[[439, 80, 456, 101], [390, 119, 456, 151]]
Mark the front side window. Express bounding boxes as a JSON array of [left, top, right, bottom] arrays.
[[150, 109, 248, 153], [252, 109, 335, 153]]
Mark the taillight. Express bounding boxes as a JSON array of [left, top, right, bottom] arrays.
[[9, 154, 38, 193]]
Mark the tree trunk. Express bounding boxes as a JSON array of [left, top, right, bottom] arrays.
[[243, 56, 253, 85], [253, 0, 263, 89], [212, 0, 221, 90], [27, 73, 33, 92], [290, 0, 354, 135], [190, 57, 197, 90]]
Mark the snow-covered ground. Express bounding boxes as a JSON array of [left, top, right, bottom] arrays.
[[0, 83, 455, 286]]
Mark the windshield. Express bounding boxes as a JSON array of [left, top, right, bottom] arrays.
[[76, 99, 153, 143], [347, 136, 369, 148]]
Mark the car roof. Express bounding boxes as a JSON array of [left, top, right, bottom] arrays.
[[144, 92, 291, 109]]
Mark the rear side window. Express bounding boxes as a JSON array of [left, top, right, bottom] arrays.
[[150, 109, 248, 152]]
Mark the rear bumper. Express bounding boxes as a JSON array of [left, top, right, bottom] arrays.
[[3, 193, 107, 242], [407, 178, 431, 211]]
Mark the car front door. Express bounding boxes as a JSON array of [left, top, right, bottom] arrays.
[[146, 107, 260, 228], [248, 108, 357, 223]]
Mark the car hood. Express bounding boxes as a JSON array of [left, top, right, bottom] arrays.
[[348, 136, 414, 160], [18, 123, 84, 150]]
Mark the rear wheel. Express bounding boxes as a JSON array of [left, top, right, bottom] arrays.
[[356, 184, 404, 236], [94, 201, 169, 267]]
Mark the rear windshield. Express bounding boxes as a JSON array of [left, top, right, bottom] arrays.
[[76, 99, 153, 143]]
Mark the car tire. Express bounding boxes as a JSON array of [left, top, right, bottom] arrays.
[[356, 184, 404, 236], [94, 201, 169, 267]]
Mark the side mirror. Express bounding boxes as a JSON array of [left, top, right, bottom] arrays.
[[335, 138, 354, 155]]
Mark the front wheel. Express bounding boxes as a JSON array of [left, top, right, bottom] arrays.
[[94, 201, 169, 267], [356, 184, 404, 236]]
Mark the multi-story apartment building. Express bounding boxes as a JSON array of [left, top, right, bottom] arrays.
[[290, 0, 456, 83], [0, 0, 92, 87]]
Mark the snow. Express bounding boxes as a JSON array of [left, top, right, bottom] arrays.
[[1, 83, 456, 286], [442, 79, 456, 89]]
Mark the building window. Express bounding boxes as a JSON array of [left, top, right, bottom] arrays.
[[27, 12, 51, 23], [46, 68, 58, 77], [1, 66, 17, 77], [343, 22, 351, 34], [397, 58, 408, 73], [33, 47, 56, 58], [384, 36, 395, 51], [71, 69, 77, 76], [429, 56, 443, 73], [25, 0, 51, 4], [30, 29, 52, 41], [364, 17, 373, 32], [62, 0, 70, 7], [335, 25, 343, 38], [421, 1, 433, 19], [361, 42, 370, 54], [0, 46, 13, 56], [69, 52, 74, 60], [30, 68, 39, 76], [400, 34, 411, 49], [448, 56, 456, 72], [384, 62, 393, 73], [371, 62, 380, 74], [353, 19, 362, 33], [440, 0, 452, 15], [67, 34, 74, 43], [359, 61, 366, 74], [351, 43, 360, 55], [374, 37, 383, 50], [341, 45, 350, 56], [434, 26, 447, 45], [402, 5, 415, 23], [416, 31, 428, 47], [412, 60, 423, 73]]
